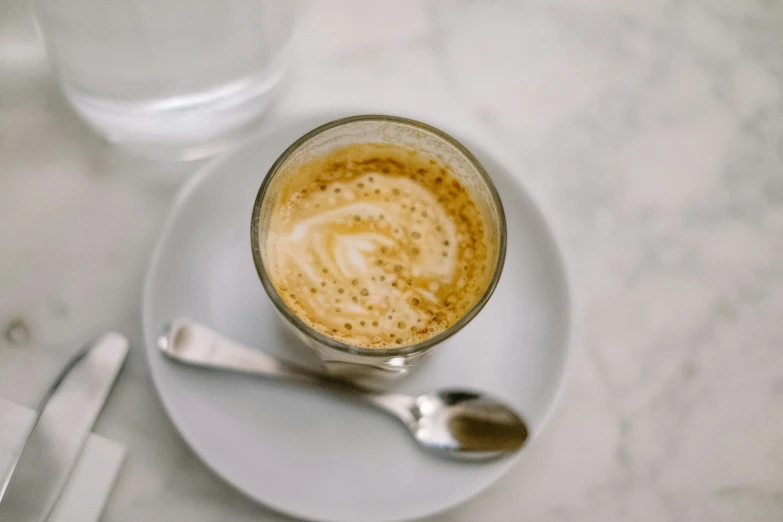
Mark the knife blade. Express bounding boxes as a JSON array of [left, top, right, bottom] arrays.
[[0, 332, 128, 522]]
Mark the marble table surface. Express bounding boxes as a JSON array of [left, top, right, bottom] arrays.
[[2, 0, 782, 520]]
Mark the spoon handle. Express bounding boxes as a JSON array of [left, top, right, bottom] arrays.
[[159, 318, 316, 380], [157, 318, 416, 422]]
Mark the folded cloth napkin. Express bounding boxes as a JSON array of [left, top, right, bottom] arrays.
[[0, 398, 126, 522]]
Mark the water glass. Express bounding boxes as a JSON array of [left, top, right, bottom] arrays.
[[33, 0, 300, 160]]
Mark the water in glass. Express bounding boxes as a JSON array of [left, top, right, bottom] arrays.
[[34, 0, 299, 160]]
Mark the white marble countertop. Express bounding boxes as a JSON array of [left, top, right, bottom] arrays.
[[2, 0, 783, 520]]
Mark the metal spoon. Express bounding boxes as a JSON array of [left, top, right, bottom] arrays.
[[157, 318, 529, 461]]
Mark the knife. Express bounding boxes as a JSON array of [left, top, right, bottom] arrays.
[[0, 332, 128, 522]]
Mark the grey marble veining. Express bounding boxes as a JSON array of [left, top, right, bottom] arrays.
[[1, 0, 782, 520]]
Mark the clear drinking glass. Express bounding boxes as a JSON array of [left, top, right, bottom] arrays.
[[33, 0, 300, 160], [251, 115, 508, 382]]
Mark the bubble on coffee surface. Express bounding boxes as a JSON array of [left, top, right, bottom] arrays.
[[265, 143, 489, 348]]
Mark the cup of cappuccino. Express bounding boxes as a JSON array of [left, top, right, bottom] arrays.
[[251, 115, 507, 381]]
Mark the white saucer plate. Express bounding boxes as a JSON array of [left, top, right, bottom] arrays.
[[142, 114, 572, 522]]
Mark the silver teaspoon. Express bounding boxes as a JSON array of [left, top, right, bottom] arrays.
[[157, 318, 529, 461]]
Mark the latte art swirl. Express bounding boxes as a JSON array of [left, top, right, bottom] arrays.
[[265, 144, 489, 348]]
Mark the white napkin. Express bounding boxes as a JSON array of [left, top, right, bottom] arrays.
[[0, 398, 126, 522]]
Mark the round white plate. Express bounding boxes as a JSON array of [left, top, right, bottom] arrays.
[[142, 114, 572, 522]]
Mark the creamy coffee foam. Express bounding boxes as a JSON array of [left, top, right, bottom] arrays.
[[265, 143, 489, 349]]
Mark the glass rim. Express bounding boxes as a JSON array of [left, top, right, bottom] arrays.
[[250, 114, 508, 358]]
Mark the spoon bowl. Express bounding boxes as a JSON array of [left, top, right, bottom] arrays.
[[409, 391, 528, 460]]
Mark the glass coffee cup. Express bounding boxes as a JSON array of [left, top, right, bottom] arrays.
[[251, 115, 507, 381]]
